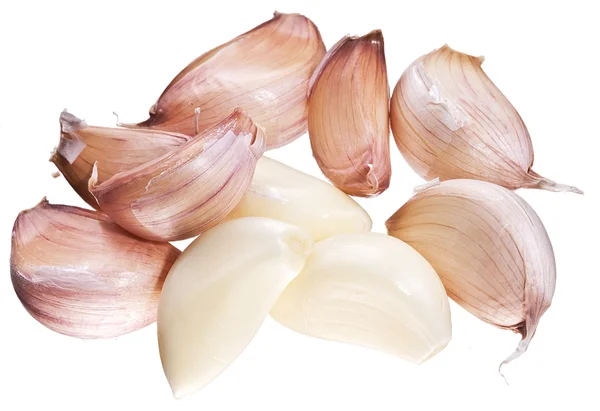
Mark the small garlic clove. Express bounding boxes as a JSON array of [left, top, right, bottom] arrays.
[[386, 179, 556, 367], [127, 12, 326, 149], [271, 232, 451, 363], [50, 110, 190, 208], [308, 30, 391, 197], [158, 217, 313, 398], [227, 156, 372, 241], [90, 108, 266, 242], [10, 198, 181, 339], [390, 45, 582, 194]]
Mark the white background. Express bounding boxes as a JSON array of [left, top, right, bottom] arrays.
[[1, 0, 598, 409]]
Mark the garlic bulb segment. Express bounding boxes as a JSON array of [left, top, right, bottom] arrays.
[[10, 199, 181, 339], [227, 156, 372, 241], [90, 109, 266, 242], [128, 12, 325, 149], [271, 233, 451, 363], [307, 30, 391, 197], [390, 45, 582, 194], [158, 217, 313, 398], [386, 179, 556, 367], [50, 110, 190, 208]]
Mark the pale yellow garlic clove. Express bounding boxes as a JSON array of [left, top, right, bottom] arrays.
[[227, 156, 372, 241], [10, 198, 181, 339], [271, 232, 451, 363], [89, 109, 266, 242], [50, 110, 190, 208], [390, 45, 581, 193], [386, 179, 556, 368], [158, 217, 313, 398], [308, 30, 391, 197], [127, 12, 325, 149]]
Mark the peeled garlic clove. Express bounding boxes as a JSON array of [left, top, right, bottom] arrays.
[[390, 45, 582, 194], [128, 12, 325, 149], [271, 232, 451, 363], [386, 179, 556, 367], [158, 217, 312, 398], [307, 30, 391, 197], [50, 110, 190, 208], [227, 156, 372, 241], [10, 198, 181, 339], [90, 109, 266, 242]]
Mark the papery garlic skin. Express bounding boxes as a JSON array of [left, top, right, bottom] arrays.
[[271, 232, 451, 363], [51, 111, 190, 208], [390, 45, 581, 194], [386, 179, 556, 366], [308, 30, 391, 197], [10, 199, 181, 339], [227, 156, 372, 241], [90, 109, 265, 242], [129, 12, 325, 149], [158, 217, 313, 398]]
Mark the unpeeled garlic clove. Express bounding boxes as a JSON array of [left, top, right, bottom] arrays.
[[90, 108, 266, 242], [386, 179, 556, 368], [10, 198, 181, 339], [227, 156, 372, 241], [271, 232, 451, 363], [128, 12, 325, 149], [158, 217, 313, 398], [307, 30, 391, 197], [51, 110, 190, 208], [390, 45, 582, 194]]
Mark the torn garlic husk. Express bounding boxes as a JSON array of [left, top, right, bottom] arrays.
[[10, 198, 180, 339], [157, 217, 313, 398], [271, 232, 451, 364]]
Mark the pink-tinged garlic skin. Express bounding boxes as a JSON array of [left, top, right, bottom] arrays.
[[131, 12, 325, 149], [308, 30, 391, 197], [10, 199, 181, 339]]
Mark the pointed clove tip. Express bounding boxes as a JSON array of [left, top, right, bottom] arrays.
[[59, 110, 87, 133]]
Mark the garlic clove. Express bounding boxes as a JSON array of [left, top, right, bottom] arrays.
[[51, 110, 190, 208], [386, 179, 556, 367], [390, 45, 582, 194], [127, 12, 325, 149], [308, 30, 391, 197], [227, 156, 372, 241], [271, 232, 451, 363], [158, 217, 313, 398], [10, 198, 181, 339], [90, 108, 266, 242]]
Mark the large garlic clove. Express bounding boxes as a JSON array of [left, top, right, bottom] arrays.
[[390, 45, 582, 194], [227, 156, 372, 241], [386, 179, 556, 367], [158, 217, 313, 398], [127, 12, 325, 149], [307, 30, 391, 197], [271, 232, 451, 363], [51, 110, 190, 208], [10, 198, 181, 339], [90, 109, 265, 242]]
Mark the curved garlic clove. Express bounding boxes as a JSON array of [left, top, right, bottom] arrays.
[[386, 179, 556, 367], [50, 110, 190, 208], [308, 30, 391, 197], [390, 45, 582, 194], [90, 109, 266, 242], [271, 232, 451, 363], [227, 156, 372, 241], [158, 217, 313, 398], [127, 12, 325, 149], [10, 198, 181, 339]]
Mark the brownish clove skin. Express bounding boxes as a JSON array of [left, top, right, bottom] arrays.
[[10, 199, 181, 339], [308, 30, 391, 197], [128, 12, 326, 150]]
